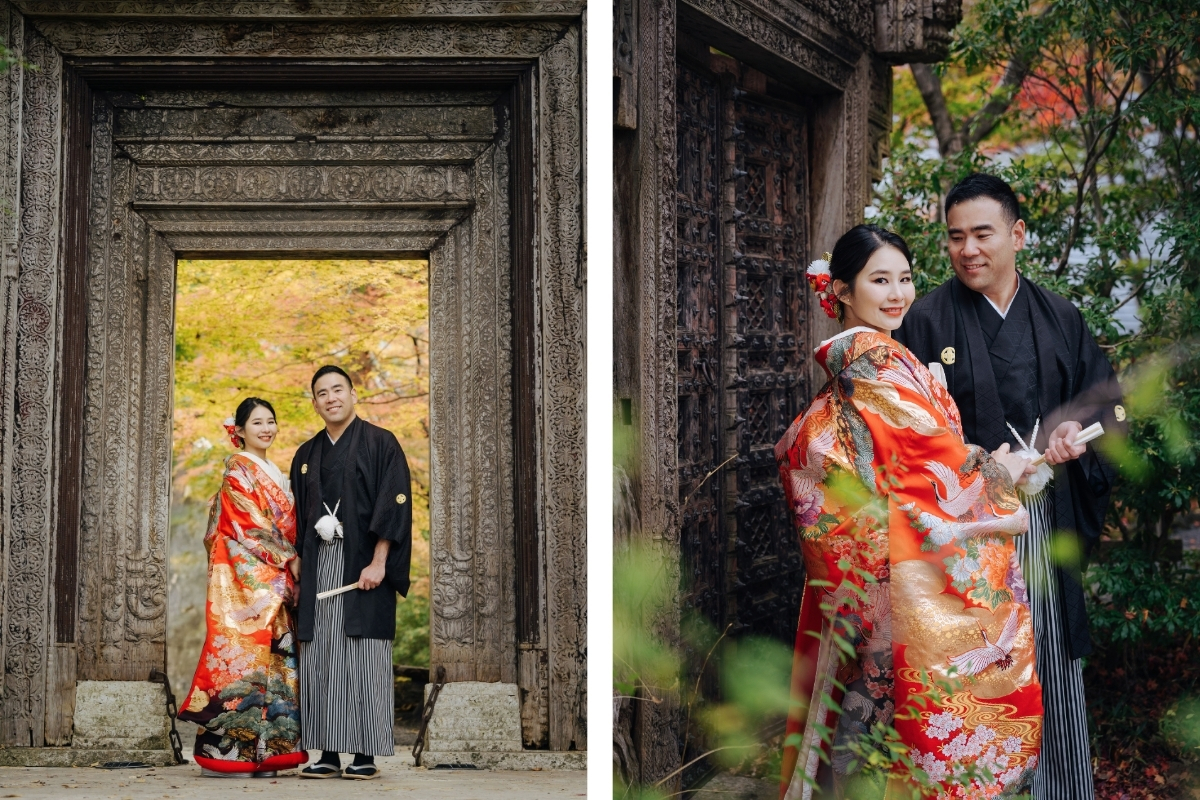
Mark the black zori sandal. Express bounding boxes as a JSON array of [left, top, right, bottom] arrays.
[[299, 763, 342, 779], [343, 763, 380, 780]]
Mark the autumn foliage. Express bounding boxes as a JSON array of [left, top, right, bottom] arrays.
[[172, 258, 431, 664]]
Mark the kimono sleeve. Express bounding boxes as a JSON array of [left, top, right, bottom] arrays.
[[847, 348, 1028, 541], [369, 431, 413, 596], [216, 461, 297, 570]]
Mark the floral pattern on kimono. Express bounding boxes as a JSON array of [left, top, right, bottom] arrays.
[[777, 329, 1042, 800], [177, 454, 305, 772]]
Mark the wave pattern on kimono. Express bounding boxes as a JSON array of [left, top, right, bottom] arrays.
[[776, 330, 1042, 800], [177, 454, 306, 773]]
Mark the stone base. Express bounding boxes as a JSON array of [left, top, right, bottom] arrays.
[[73, 681, 172, 751], [418, 681, 585, 770], [424, 681, 524, 752], [0, 748, 177, 767], [420, 750, 587, 770]]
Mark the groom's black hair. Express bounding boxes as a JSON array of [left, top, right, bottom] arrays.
[[944, 173, 1021, 227], [311, 364, 354, 392]]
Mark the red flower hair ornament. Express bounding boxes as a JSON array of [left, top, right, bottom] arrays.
[[223, 417, 243, 450], [806, 252, 840, 320]]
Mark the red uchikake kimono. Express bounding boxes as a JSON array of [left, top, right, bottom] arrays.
[[177, 453, 307, 774], [776, 329, 1042, 799]]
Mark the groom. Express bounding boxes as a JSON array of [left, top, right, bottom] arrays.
[[895, 174, 1124, 798], [291, 365, 413, 780]]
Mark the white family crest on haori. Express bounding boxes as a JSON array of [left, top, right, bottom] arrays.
[[925, 459, 984, 518], [315, 500, 343, 541], [949, 609, 1020, 676]]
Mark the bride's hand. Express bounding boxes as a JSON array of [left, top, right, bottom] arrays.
[[286, 557, 301, 606], [991, 443, 1032, 485]]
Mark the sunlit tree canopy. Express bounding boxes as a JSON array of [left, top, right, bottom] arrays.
[[172, 258, 431, 664]]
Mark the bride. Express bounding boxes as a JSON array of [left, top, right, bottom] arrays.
[[176, 397, 306, 777], [776, 225, 1042, 799]]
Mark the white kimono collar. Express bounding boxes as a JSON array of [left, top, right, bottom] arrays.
[[815, 325, 878, 352]]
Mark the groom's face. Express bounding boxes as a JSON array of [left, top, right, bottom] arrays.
[[312, 373, 357, 426], [946, 196, 1025, 297]]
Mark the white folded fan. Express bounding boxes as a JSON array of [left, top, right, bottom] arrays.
[[316, 582, 408, 600], [1028, 421, 1104, 467], [316, 583, 359, 600]]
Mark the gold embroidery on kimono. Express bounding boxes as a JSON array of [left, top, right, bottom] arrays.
[[777, 330, 1042, 799]]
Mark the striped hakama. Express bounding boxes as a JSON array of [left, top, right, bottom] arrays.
[[299, 537, 394, 756], [1016, 486, 1094, 799]]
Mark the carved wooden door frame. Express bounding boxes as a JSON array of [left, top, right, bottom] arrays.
[[1, 4, 584, 754]]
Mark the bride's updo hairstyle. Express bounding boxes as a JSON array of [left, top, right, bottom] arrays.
[[229, 397, 276, 449], [830, 223, 913, 298]]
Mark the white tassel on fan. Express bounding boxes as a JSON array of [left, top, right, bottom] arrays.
[[315, 500, 343, 541], [1006, 419, 1054, 498]]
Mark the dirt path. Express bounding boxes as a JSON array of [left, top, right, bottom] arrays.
[[0, 758, 586, 800]]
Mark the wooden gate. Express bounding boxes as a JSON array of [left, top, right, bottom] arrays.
[[676, 51, 810, 697]]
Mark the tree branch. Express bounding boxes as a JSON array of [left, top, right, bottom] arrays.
[[1056, 67, 1142, 276], [963, 55, 1032, 149], [910, 64, 959, 156]]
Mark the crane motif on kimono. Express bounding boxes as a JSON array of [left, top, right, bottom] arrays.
[[925, 459, 983, 519], [950, 609, 1020, 675]]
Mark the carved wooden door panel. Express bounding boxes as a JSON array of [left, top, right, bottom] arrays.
[[725, 95, 808, 645], [676, 57, 808, 656], [676, 60, 724, 642]]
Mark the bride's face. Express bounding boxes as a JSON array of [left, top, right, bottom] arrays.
[[237, 405, 278, 452], [834, 246, 915, 332]]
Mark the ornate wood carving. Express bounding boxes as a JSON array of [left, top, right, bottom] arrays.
[[873, 0, 962, 64], [723, 90, 807, 645], [614, 0, 638, 129], [113, 103, 496, 141], [844, 53, 873, 225], [0, 5, 25, 729], [15, 1, 584, 17], [2, 22, 61, 747], [32, 18, 569, 59], [630, 0, 683, 787], [675, 59, 724, 642], [538, 25, 586, 753], [119, 142, 493, 166], [131, 165, 472, 204], [679, 0, 863, 90], [673, 52, 809, 789], [2, 7, 584, 754], [868, 54, 892, 181]]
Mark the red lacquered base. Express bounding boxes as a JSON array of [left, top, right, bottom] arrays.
[[194, 750, 308, 774]]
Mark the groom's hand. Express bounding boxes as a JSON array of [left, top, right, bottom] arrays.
[[358, 538, 391, 590], [1045, 420, 1086, 465], [358, 562, 385, 590]]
